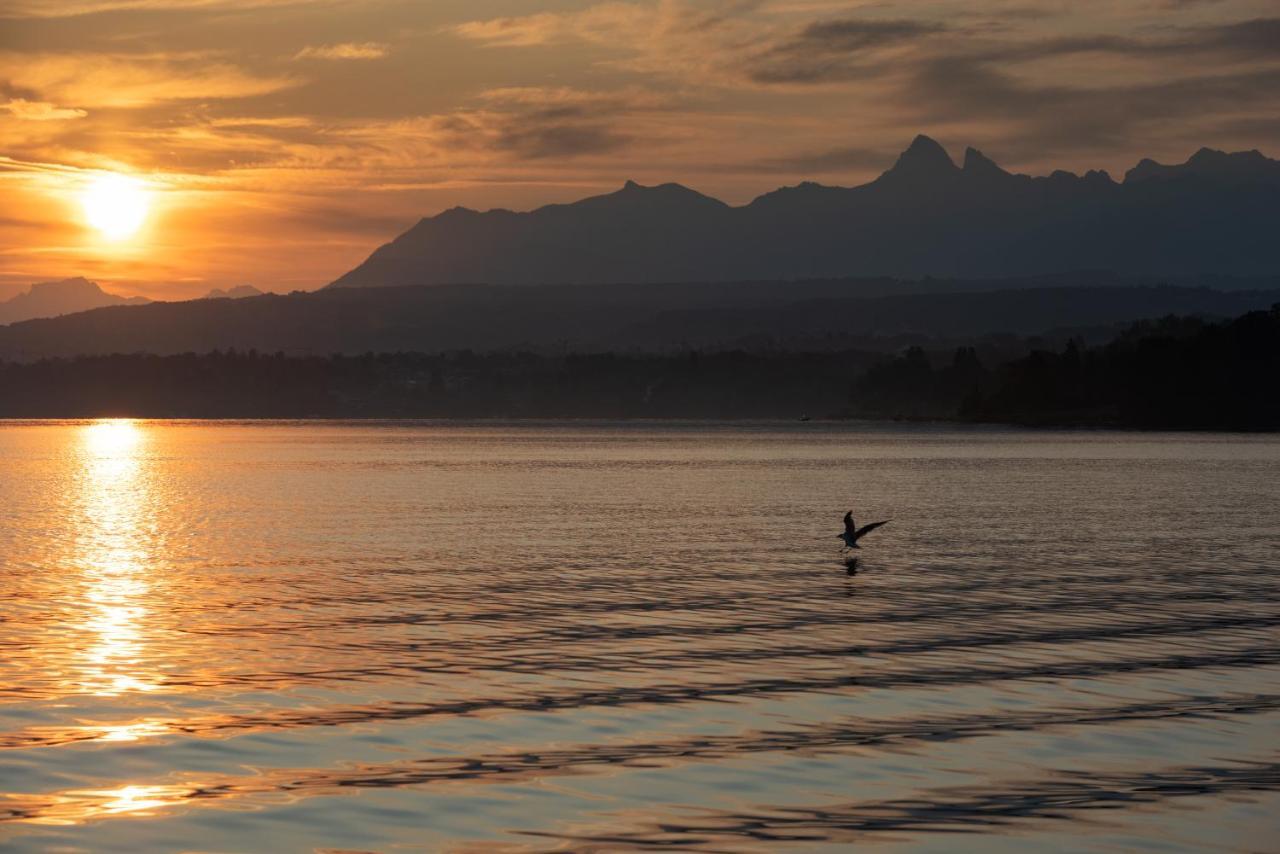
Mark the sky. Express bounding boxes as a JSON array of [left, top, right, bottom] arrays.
[[1, 0, 1277, 299]]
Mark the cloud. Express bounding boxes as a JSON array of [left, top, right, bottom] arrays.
[[901, 54, 1280, 161], [491, 115, 632, 160], [477, 85, 673, 111], [448, 3, 690, 49], [0, 52, 299, 108], [772, 17, 944, 54], [0, 154, 94, 175], [746, 17, 947, 83], [0, 0, 315, 17], [755, 144, 896, 173], [209, 116, 315, 129], [1197, 16, 1280, 56], [408, 85, 683, 160], [0, 98, 87, 120], [452, 1, 791, 90], [451, 12, 570, 48], [451, 3, 950, 88], [420, 104, 637, 162], [293, 42, 389, 61]]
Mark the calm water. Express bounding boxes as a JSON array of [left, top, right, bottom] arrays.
[[0, 420, 1278, 852]]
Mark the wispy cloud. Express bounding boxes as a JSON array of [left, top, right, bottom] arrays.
[[0, 98, 87, 120], [1, 0, 317, 18], [745, 17, 946, 83], [293, 42, 389, 61], [0, 52, 299, 108], [451, 12, 572, 48]]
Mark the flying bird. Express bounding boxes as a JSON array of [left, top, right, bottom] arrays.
[[839, 510, 890, 550]]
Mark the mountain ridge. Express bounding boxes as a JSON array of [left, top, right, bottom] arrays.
[[327, 137, 1280, 289], [0, 277, 150, 326], [204, 285, 265, 300]]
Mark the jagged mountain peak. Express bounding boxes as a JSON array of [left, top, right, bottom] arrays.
[[961, 146, 1009, 178], [882, 134, 958, 179]]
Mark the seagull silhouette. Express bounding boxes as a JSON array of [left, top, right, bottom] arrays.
[[839, 510, 890, 550]]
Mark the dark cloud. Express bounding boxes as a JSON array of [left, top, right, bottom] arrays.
[[1198, 16, 1280, 54], [741, 14, 1280, 89], [437, 105, 635, 161], [789, 18, 945, 52], [970, 16, 1280, 63], [493, 118, 631, 160], [728, 10, 1280, 164], [1213, 114, 1280, 138], [747, 18, 945, 84], [904, 54, 1280, 159], [754, 145, 896, 174]]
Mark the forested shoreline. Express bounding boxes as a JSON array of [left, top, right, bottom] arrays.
[[1, 306, 1275, 430]]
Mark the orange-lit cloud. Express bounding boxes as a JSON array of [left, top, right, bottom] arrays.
[[0, 52, 299, 109], [293, 42, 389, 61], [2, 0, 314, 16], [1, 98, 87, 120]]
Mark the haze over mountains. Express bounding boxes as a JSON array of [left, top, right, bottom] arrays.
[[1, 276, 1277, 361], [330, 136, 1280, 289], [203, 285, 264, 300], [0, 278, 149, 326], [0, 281, 269, 327]]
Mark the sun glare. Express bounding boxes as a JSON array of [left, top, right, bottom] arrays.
[[81, 174, 150, 241]]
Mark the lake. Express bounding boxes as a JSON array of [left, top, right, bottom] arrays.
[[0, 420, 1277, 852]]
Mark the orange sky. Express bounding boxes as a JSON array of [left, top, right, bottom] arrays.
[[2, 0, 1277, 300]]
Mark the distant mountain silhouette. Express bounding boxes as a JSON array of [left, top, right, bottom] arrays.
[[328, 136, 1280, 288], [203, 285, 264, 300], [1124, 147, 1280, 184], [0, 277, 149, 326], [1, 275, 1277, 361]]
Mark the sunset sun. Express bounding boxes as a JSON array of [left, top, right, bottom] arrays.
[[81, 174, 150, 240]]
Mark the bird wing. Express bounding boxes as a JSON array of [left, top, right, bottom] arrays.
[[843, 511, 856, 536], [853, 520, 890, 540]]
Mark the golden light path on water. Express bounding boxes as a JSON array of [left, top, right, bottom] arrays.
[[75, 420, 159, 697], [35, 420, 184, 825]]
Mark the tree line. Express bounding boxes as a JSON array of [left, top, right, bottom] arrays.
[[0, 305, 1275, 429], [853, 305, 1279, 430]]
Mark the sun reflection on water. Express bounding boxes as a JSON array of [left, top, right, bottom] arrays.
[[96, 785, 173, 816], [19, 784, 194, 826], [94, 721, 172, 743], [75, 419, 159, 696]]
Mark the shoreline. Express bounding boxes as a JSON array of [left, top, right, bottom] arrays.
[[0, 415, 1275, 434]]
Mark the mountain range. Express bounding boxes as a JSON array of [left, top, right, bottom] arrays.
[[203, 285, 264, 300], [329, 136, 1280, 289], [0, 280, 271, 327], [0, 278, 149, 326], [2, 275, 1277, 361]]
